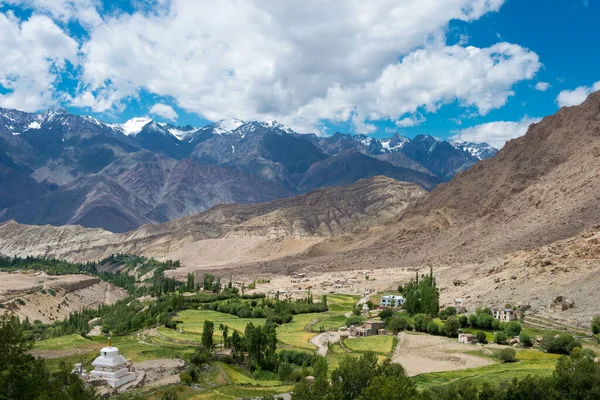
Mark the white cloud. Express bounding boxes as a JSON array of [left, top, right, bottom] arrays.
[[297, 43, 540, 129], [556, 81, 600, 108], [535, 81, 550, 92], [1, 0, 545, 133], [0, 12, 78, 111], [450, 116, 541, 148], [70, 0, 517, 132], [396, 114, 425, 128], [149, 103, 178, 122], [4, 0, 101, 26]]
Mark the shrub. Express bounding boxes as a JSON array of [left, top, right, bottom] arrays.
[[427, 321, 440, 335], [476, 331, 488, 344], [190, 351, 210, 366], [519, 332, 533, 347], [541, 333, 576, 355], [458, 315, 468, 328], [179, 372, 193, 385], [15, 299, 25, 306], [346, 316, 364, 327], [48, 288, 56, 296], [413, 314, 432, 332], [567, 340, 583, 354], [468, 314, 478, 327], [497, 348, 516, 363], [505, 322, 522, 338], [439, 307, 457, 321], [494, 331, 508, 344], [592, 316, 600, 335], [379, 308, 393, 320], [491, 319, 501, 330], [387, 316, 409, 334], [476, 314, 495, 329], [443, 317, 460, 337]]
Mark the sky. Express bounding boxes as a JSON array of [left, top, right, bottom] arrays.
[[0, 0, 598, 148]]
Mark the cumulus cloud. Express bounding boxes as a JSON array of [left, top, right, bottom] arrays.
[[1, 0, 545, 133], [535, 81, 550, 92], [4, 0, 101, 26], [450, 116, 541, 148], [69, 0, 525, 132], [149, 103, 178, 122], [556, 81, 600, 108], [0, 12, 78, 111], [396, 114, 426, 128]]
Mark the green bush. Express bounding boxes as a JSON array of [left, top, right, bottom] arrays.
[[427, 320, 440, 335], [443, 317, 460, 337], [190, 351, 210, 366], [497, 347, 516, 362], [346, 316, 364, 327], [458, 315, 468, 328], [48, 289, 56, 296], [494, 331, 508, 344], [505, 321, 522, 337], [541, 333, 577, 355], [592, 316, 600, 335], [476, 331, 488, 344], [439, 307, 457, 321], [567, 340, 583, 354], [379, 308, 393, 319], [519, 332, 533, 347], [413, 314, 432, 332], [387, 316, 409, 334], [179, 371, 193, 385], [15, 299, 25, 306]]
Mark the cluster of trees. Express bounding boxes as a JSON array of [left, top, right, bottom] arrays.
[[402, 268, 440, 317], [467, 308, 502, 330], [0, 313, 99, 400], [202, 294, 328, 325]]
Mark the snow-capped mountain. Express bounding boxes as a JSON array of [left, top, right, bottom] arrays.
[[450, 141, 499, 160], [0, 106, 498, 232]]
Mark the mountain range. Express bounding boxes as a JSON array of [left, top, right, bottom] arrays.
[[0, 107, 496, 232]]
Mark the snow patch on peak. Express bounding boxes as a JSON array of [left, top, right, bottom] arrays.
[[27, 121, 41, 130], [120, 117, 152, 136], [169, 126, 197, 141], [214, 118, 244, 134]]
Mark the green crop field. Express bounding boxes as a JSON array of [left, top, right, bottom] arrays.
[[413, 349, 561, 389], [344, 335, 395, 354]]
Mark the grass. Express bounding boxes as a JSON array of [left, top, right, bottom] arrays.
[[413, 349, 560, 389], [317, 315, 348, 331], [175, 309, 267, 335], [277, 313, 321, 350], [327, 294, 360, 313], [33, 334, 92, 350], [344, 335, 395, 354]]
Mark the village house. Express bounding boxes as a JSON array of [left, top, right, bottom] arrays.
[[458, 332, 477, 344], [380, 295, 405, 308], [493, 308, 516, 322], [348, 320, 386, 337]]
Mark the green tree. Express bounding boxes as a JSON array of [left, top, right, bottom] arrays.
[[331, 352, 379, 400], [202, 320, 214, 350], [387, 316, 409, 334], [498, 348, 517, 362], [494, 331, 508, 344], [443, 317, 460, 337], [505, 321, 522, 338], [476, 331, 487, 344], [519, 332, 533, 347]]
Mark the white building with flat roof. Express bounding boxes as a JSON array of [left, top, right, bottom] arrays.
[[380, 295, 405, 308], [89, 338, 136, 388]]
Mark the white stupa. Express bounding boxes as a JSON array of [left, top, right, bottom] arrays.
[[89, 338, 136, 388]]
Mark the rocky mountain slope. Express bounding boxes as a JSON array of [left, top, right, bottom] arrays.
[[0, 107, 493, 231], [310, 91, 600, 270], [0, 176, 426, 261]]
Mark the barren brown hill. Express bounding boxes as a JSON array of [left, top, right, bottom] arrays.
[[0, 176, 426, 262], [305, 91, 600, 269]]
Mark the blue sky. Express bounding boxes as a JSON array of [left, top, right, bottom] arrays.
[[0, 0, 598, 147]]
